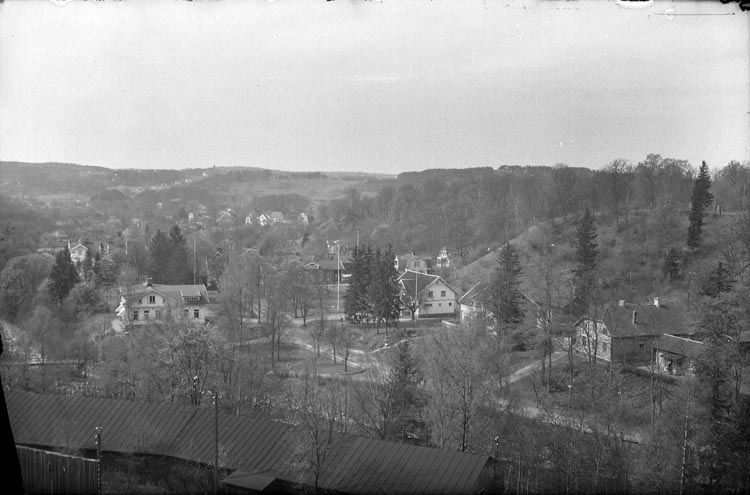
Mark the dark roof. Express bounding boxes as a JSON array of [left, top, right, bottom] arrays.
[[7, 392, 491, 495], [304, 259, 343, 271], [124, 284, 211, 305], [398, 270, 458, 299], [655, 334, 705, 359], [577, 302, 690, 338], [458, 282, 486, 305]]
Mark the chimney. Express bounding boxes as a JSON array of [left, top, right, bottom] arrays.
[[618, 299, 625, 307], [653, 297, 660, 308], [632, 310, 638, 325]]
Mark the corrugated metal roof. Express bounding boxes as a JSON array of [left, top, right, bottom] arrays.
[[8, 392, 491, 494]]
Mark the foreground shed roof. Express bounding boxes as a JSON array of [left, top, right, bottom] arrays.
[[7, 392, 491, 494]]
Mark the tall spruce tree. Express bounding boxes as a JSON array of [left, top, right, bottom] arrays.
[[345, 246, 372, 322], [148, 229, 172, 284], [687, 161, 713, 250], [700, 262, 733, 298], [344, 247, 364, 322], [168, 225, 191, 284], [573, 208, 599, 307], [387, 339, 424, 441], [367, 246, 401, 332], [49, 246, 80, 304], [486, 242, 525, 331]]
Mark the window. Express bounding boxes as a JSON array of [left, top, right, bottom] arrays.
[[184, 309, 189, 317], [448, 302, 452, 306], [438, 303, 442, 307], [424, 303, 433, 308], [149, 295, 156, 304], [428, 291, 434, 298], [601, 342, 608, 354], [638, 341, 645, 349], [132, 310, 138, 321], [441, 290, 446, 297], [194, 309, 200, 319], [144, 310, 150, 319]]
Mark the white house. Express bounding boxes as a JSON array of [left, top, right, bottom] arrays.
[[68, 240, 88, 264], [116, 281, 219, 327], [398, 270, 458, 318]]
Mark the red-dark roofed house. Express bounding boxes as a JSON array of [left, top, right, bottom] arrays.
[[573, 297, 692, 364]]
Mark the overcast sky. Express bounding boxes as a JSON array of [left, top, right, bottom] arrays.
[[0, 0, 748, 174]]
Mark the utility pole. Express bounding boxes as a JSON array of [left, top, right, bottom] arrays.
[[214, 392, 219, 495], [95, 426, 103, 495], [680, 388, 690, 495], [336, 240, 341, 313]]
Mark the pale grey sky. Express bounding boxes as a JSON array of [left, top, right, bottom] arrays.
[[0, 0, 748, 174]]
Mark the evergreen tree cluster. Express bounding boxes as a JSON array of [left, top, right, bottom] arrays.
[[49, 246, 80, 304], [573, 208, 599, 307], [484, 242, 525, 332], [687, 161, 713, 250], [148, 225, 193, 284], [386, 340, 425, 441], [345, 245, 401, 330]]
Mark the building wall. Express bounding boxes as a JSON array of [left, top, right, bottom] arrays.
[[125, 291, 215, 325], [419, 281, 456, 317], [611, 335, 659, 364], [575, 321, 613, 362]]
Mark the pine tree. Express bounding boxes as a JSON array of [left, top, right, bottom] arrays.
[[368, 246, 401, 332], [700, 262, 733, 298], [662, 248, 680, 281], [573, 208, 599, 306], [387, 340, 423, 441], [49, 246, 80, 304], [687, 161, 713, 250], [168, 225, 191, 284], [148, 229, 172, 284], [345, 246, 370, 323], [344, 247, 363, 322], [486, 242, 524, 328]]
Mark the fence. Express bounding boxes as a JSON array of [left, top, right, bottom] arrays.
[[17, 446, 98, 495]]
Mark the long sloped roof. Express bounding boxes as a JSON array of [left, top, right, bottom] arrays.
[[577, 303, 690, 338], [7, 392, 490, 494], [398, 270, 458, 299], [655, 334, 704, 359]]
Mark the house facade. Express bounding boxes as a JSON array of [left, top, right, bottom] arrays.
[[395, 253, 433, 274], [68, 240, 88, 264], [436, 247, 451, 269], [458, 282, 489, 324], [304, 259, 345, 284], [573, 297, 691, 364], [116, 281, 218, 326], [398, 270, 458, 318]]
